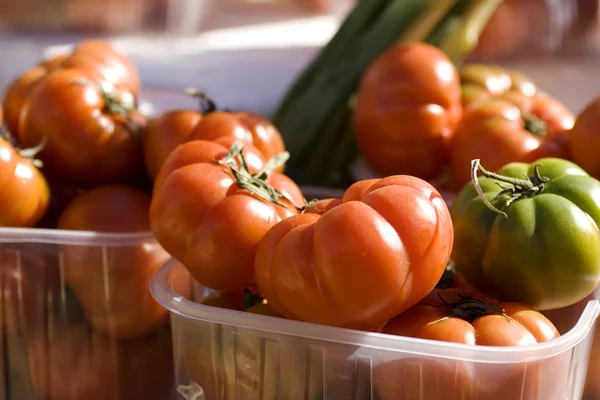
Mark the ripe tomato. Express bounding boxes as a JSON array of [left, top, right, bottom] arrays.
[[0, 136, 50, 227], [449, 97, 574, 188], [27, 325, 174, 400], [568, 96, 600, 179], [460, 64, 574, 129], [57, 185, 176, 339], [375, 288, 561, 400], [60, 39, 140, 96], [153, 137, 266, 194], [150, 140, 304, 292], [142, 110, 203, 179], [188, 99, 286, 173], [255, 175, 453, 330], [20, 68, 145, 186], [3, 40, 139, 140], [353, 42, 462, 180], [2, 55, 66, 138], [452, 157, 600, 310]]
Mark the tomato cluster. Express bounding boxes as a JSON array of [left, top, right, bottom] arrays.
[[353, 43, 579, 193], [4, 37, 600, 400]]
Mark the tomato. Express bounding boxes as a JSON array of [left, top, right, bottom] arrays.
[[255, 175, 453, 330], [57, 185, 178, 339], [449, 97, 574, 188], [35, 173, 85, 229], [460, 65, 575, 130], [451, 157, 600, 310], [375, 288, 561, 400], [0, 136, 50, 227], [142, 110, 203, 179], [2, 55, 65, 138], [3, 40, 139, 141], [27, 325, 174, 400], [153, 137, 266, 194], [468, 0, 524, 62], [61, 39, 140, 96], [353, 42, 462, 181], [568, 96, 600, 179], [20, 68, 145, 186], [187, 98, 286, 173], [151, 140, 304, 292]]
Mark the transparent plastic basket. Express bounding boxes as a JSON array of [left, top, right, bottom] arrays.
[[152, 260, 600, 399], [0, 229, 177, 400]]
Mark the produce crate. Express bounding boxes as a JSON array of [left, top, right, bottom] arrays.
[[152, 259, 600, 400]]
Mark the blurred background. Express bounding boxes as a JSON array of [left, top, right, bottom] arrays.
[[0, 0, 598, 113]]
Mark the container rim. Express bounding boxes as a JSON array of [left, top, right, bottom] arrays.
[[151, 259, 600, 364], [0, 228, 157, 246], [0, 186, 341, 247]]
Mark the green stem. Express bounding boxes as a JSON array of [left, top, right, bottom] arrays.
[[471, 159, 549, 218], [184, 88, 218, 114], [216, 141, 304, 210]]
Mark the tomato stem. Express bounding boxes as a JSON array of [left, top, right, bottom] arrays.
[[17, 137, 47, 169], [523, 113, 547, 137], [243, 286, 265, 310], [217, 141, 304, 210], [438, 291, 505, 323], [71, 79, 140, 133], [185, 88, 218, 114], [470, 159, 549, 218]]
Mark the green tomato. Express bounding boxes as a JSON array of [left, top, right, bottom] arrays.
[[451, 157, 600, 310]]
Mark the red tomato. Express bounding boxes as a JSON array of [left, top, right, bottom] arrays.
[[0, 136, 50, 227], [188, 108, 286, 173], [2, 55, 66, 138], [254, 175, 453, 330], [61, 39, 141, 96], [568, 97, 600, 178], [3, 39, 139, 141], [153, 136, 266, 194], [353, 42, 462, 180], [142, 110, 203, 179], [27, 325, 174, 400], [57, 185, 180, 339], [150, 140, 304, 292], [449, 97, 573, 188], [375, 288, 562, 400], [20, 68, 145, 186]]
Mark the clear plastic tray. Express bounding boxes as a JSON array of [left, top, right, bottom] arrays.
[[0, 186, 344, 400], [0, 229, 177, 400], [152, 261, 600, 400]]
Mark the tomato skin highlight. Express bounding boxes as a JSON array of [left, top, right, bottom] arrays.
[[451, 157, 600, 310], [353, 42, 462, 181], [255, 175, 453, 330], [0, 136, 50, 228], [150, 140, 304, 292]]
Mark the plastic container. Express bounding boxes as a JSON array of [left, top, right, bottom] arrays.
[[0, 229, 178, 400], [152, 259, 600, 400]]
